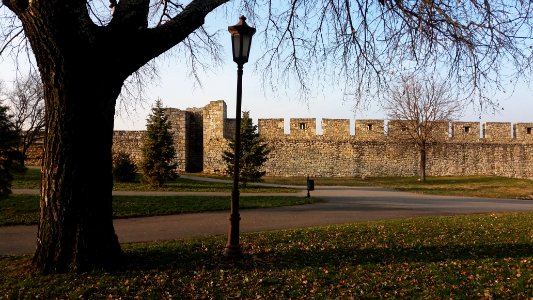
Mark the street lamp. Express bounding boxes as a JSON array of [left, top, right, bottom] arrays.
[[224, 16, 256, 258]]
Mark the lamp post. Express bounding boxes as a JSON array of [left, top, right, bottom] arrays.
[[224, 16, 256, 258]]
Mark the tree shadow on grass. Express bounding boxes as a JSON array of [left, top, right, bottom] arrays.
[[121, 240, 533, 272], [251, 243, 533, 269]]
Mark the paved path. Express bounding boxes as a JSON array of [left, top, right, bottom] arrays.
[[3, 183, 533, 255]]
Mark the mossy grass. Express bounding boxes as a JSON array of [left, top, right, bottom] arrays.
[[0, 194, 322, 226], [2, 212, 533, 298]]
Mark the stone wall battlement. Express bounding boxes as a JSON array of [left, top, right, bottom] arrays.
[[24, 99, 531, 178], [102, 100, 533, 179], [258, 118, 533, 142]]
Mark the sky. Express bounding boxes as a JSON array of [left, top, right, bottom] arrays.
[[119, 53, 532, 133], [1, 8, 532, 134], [112, 10, 533, 134]]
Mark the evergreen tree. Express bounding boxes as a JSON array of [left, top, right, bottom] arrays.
[[223, 111, 270, 187], [0, 102, 20, 200], [140, 100, 177, 187]]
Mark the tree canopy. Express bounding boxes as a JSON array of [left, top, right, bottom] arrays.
[[1, 1, 532, 106]]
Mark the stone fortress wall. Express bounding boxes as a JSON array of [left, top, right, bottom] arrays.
[[111, 100, 533, 179]]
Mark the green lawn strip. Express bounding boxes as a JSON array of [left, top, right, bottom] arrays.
[[12, 170, 299, 193], [0, 195, 322, 226], [11, 167, 41, 189], [2, 212, 533, 298], [0, 195, 38, 226], [12, 168, 533, 199], [264, 175, 533, 199], [113, 178, 298, 193]]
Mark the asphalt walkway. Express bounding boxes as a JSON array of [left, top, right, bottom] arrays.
[[3, 179, 533, 255]]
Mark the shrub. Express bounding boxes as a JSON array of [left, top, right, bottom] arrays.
[[0, 103, 20, 200], [113, 151, 137, 182]]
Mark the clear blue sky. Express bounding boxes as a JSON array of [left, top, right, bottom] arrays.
[[1, 9, 531, 132]]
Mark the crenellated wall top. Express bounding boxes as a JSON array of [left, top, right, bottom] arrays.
[[257, 117, 533, 142]]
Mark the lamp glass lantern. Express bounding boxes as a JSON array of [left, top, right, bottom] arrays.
[[228, 16, 256, 65]]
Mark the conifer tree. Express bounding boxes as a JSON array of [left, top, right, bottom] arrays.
[[0, 102, 20, 200], [140, 99, 177, 187], [223, 111, 270, 187]]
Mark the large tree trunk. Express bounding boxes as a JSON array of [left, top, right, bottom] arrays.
[[14, 3, 123, 273], [33, 72, 123, 272]]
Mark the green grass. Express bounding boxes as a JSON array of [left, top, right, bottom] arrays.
[[0, 194, 322, 226], [12, 168, 533, 198], [263, 175, 533, 199], [2, 212, 533, 298], [112, 177, 297, 193], [12, 168, 298, 193], [0, 195, 38, 225], [11, 167, 41, 189]]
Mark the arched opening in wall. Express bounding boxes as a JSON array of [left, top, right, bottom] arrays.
[[464, 126, 470, 133], [527, 127, 532, 135], [299, 123, 306, 130], [367, 124, 373, 131]]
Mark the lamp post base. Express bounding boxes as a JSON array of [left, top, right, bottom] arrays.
[[224, 207, 242, 259], [223, 244, 243, 258]]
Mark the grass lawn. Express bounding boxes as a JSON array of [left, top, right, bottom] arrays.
[[2, 212, 533, 298], [10, 167, 42, 189], [0, 194, 322, 226], [262, 175, 533, 200], [14, 168, 533, 199], [12, 168, 298, 193]]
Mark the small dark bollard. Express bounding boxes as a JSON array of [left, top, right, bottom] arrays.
[[306, 176, 314, 198]]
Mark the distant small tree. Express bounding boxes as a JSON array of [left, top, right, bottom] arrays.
[[223, 111, 270, 187], [0, 102, 21, 199], [113, 151, 137, 183], [385, 76, 461, 182], [140, 99, 177, 187], [4, 73, 45, 168]]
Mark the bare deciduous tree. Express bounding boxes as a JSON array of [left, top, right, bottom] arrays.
[[0, 0, 532, 272], [4, 72, 45, 167], [386, 75, 462, 182]]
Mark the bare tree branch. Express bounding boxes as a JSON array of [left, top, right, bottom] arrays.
[[253, 0, 533, 110], [385, 74, 462, 182]]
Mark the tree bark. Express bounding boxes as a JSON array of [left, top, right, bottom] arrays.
[[30, 50, 124, 272], [33, 78, 123, 272], [419, 145, 427, 183], [10, 1, 123, 272]]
